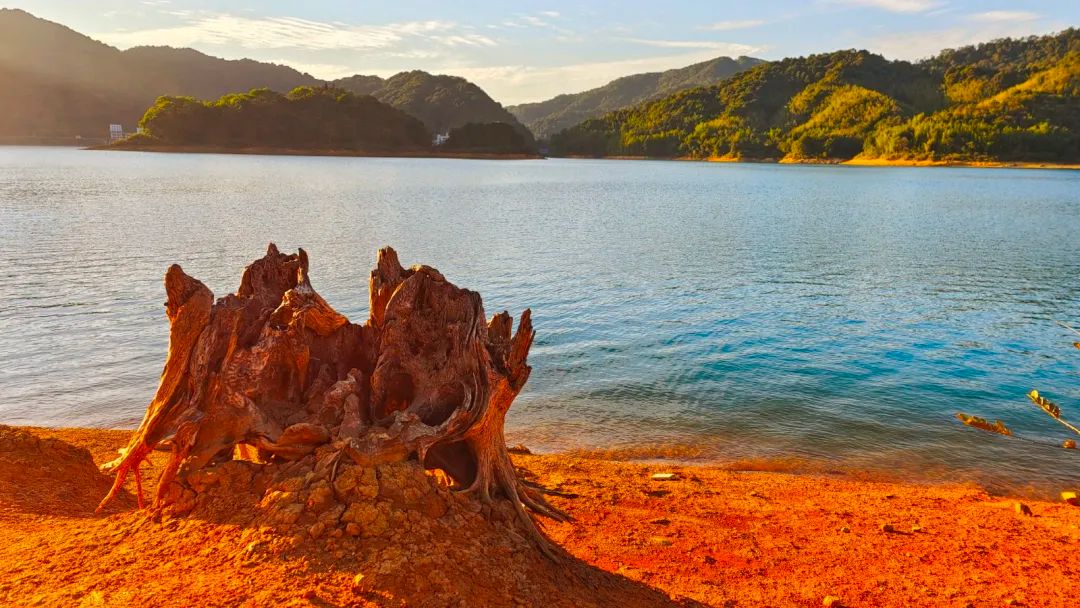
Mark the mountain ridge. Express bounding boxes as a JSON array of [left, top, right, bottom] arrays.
[[550, 29, 1080, 164], [507, 55, 764, 139], [0, 9, 527, 141]]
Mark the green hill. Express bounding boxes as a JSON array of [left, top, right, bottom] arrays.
[[333, 71, 534, 146], [551, 30, 1080, 163], [133, 86, 431, 151], [507, 56, 763, 139]]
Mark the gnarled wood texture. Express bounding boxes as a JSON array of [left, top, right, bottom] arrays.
[[100, 245, 566, 553]]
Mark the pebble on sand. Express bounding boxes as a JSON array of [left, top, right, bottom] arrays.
[[650, 473, 678, 481]]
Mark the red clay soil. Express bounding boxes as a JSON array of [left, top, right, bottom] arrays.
[[1, 426, 1078, 608]]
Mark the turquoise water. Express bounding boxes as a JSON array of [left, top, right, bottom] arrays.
[[1, 147, 1078, 494]]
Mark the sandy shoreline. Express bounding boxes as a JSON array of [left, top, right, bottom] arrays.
[[560, 154, 1080, 170], [3, 426, 1078, 607]]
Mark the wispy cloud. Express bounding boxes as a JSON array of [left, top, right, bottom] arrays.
[[624, 38, 763, 54], [830, 0, 941, 13], [95, 13, 495, 51], [698, 20, 767, 32], [863, 21, 1058, 61], [968, 11, 1040, 23]]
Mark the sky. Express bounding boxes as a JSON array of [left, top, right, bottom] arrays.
[[5, 1, 1077, 105]]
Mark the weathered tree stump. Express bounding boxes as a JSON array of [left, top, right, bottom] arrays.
[[100, 245, 567, 554]]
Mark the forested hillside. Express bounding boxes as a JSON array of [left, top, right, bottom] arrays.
[[333, 71, 533, 145], [134, 87, 431, 151], [508, 56, 763, 138], [551, 30, 1079, 163]]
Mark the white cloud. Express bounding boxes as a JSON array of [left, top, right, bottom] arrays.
[[538, 11, 561, 18], [863, 22, 1059, 61], [520, 15, 550, 27], [830, 0, 941, 13], [94, 13, 490, 52], [624, 38, 762, 54], [968, 11, 1040, 23], [698, 20, 767, 32]]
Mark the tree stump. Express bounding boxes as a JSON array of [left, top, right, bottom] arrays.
[[99, 245, 567, 554]]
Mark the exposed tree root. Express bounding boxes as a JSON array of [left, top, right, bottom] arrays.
[[100, 245, 564, 554]]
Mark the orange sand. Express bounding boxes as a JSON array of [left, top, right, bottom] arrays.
[[2, 427, 1078, 607]]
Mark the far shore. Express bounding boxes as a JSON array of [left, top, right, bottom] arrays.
[[92, 142, 544, 160], [559, 154, 1080, 170], [2, 425, 1079, 607]]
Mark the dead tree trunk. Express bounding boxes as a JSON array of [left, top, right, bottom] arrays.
[[99, 245, 567, 552]]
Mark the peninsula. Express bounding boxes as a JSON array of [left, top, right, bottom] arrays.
[[102, 86, 540, 159]]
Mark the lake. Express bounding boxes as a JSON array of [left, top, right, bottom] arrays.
[[1, 146, 1078, 495]]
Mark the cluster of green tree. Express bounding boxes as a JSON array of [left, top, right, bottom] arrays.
[[507, 56, 763, 138], [550, 29, 1079, 163], [135, 87, 431, 151], [334, 71, 535, 147], [440, 122, 533, 153]]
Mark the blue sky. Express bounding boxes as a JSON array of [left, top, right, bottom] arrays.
[[6, 1, 1077, 104]]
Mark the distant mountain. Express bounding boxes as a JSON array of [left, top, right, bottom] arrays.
[[0, 9, 320, 138], [0, 9, 528, 143], [333, 71, 534, 145], [507, 56, 764, 139], [551, 29, 1080, 164]]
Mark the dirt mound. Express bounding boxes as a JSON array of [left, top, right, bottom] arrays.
[[0, 425, 125, 517], [151, 448, 687, 607]]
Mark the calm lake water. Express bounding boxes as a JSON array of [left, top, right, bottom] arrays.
[[1, 147, 1078, 494]]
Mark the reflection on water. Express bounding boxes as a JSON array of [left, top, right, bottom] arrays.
[[1, 147, 1078, 495]]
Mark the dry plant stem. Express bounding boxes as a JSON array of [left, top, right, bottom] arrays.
[[1044, 413, 1080, 437], [97, 244, 564, 553]]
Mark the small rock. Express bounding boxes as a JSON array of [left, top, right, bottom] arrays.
[[651, 472, 678, 481], [308, 522, 325, 539], [703, 555, 716, 565], [1062, 491, 1079, 506], [839, 526, 851, 533], [352, 573, 365, 586], [301, 589, 316, 600], [822, 596, 842, 608], [345, 523, 361, 536], [649, 536, 673, 546], [508, 444, 532, 455], [1014, 502, 1033, 516], [1064, 439, 1077, 449], [911, 524, 923, 533], [651, 518, 671, 525], [880, 524, 896, 533]]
